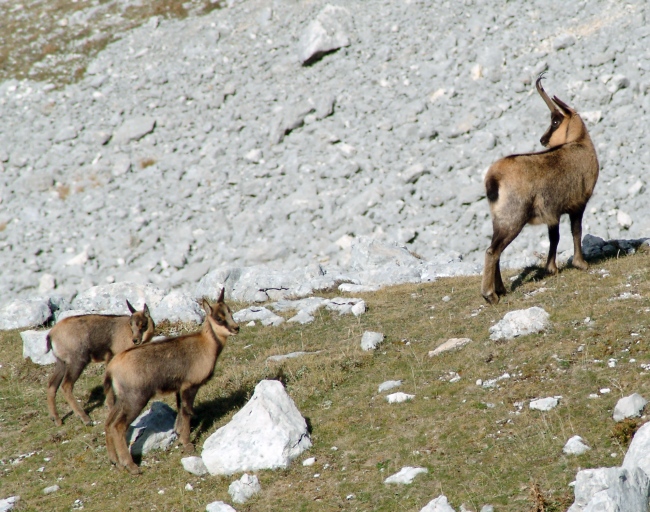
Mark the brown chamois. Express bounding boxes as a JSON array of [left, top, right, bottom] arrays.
[[481, 73, 599, 304], [46, 300, 155, 426], [103, 290, 238, 475]]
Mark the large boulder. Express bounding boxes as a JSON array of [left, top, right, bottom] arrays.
[[21, 329, 56, 365], [567, 467, 649, 512], [71, 282, 166, 314], [151, 290, 204, 324], [298, 5, 353, 65], [202, 380, 311, 475], [0, 298, 52, 330], [613, 393, 647, 422], [127, 402, 177, 457]]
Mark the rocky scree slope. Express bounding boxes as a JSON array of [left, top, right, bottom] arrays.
[[1, 0, 649, 301]]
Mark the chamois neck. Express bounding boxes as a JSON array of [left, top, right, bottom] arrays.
[[203, 319, 229, 349]]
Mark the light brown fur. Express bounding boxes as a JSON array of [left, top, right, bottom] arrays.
[[481, 74, 599, 304], [103, 290, 238, 475], [46, 301, 154, 426]]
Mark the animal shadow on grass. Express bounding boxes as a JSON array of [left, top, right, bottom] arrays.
[[509, 266, 548, 293]]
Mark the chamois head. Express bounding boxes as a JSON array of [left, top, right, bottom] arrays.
[[126, 300, 155, 346], [536, 73, 587, 148], [202, 288, 239, 338]]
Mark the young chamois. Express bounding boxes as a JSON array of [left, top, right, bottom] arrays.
[[481, 73, 599, 304], [103, 290, 239, 475], [46, 301, 155, 426]]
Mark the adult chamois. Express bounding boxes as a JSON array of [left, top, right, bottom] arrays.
[[46, 301, 155, 426], [481, 73, 599, 304], [103, 289, 239, 474]]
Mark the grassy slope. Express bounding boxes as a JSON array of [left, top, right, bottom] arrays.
[[1, 250, 649, 511]]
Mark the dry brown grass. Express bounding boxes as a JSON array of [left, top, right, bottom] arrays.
[[1, 250, 650, 510]]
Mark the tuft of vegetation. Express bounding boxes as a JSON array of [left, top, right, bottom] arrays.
[[1, 251, 650, 510], [611, 418, 643, 448]]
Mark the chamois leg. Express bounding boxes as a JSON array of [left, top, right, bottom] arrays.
[[495, 260, 506, 297], [178, 386, 199, 453], [482, 222, 525, 304], [112, 398, 148, 475], [174, 391, 182, 433], [570, 209, 588, 270], [47, 359, 66, 426], [105, 402, 121, 465], [60, 359, 93, 426], [545, 224, 560, 275]]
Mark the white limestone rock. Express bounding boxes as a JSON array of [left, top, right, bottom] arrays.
[[205, 502, 237, 512], [567, 466, 649, 512], [384, 466, 428, 484], [325, 297, 366, 316], [181, 456, 208, 476], [361, 331, 384, 351], [71, 282, 166, 314], [112, 116, 156, 145], [623, 422, 650, 478], [563, 436, 591, 455], [233, 306, 284, 327], [613, 393, 647, 422], [266, 351, 322, 363], [127, 401, 177, 457], [228, 473, 261, 504], [529, 397, 560, 411], [0, 496, 19, 512], [287, 310, 315, 324], [202, 380, 311, 475], [420, 495, 456, 512], [386, 392, 415, 404], [0, 298, 52, 330], [298, 5, 353, 64], [428, 338, 472, 357], [43, 485, 59, 495], [338, 283, 380, 293], [378, 380, 402, 393], [489, 307, 550, 341], [151, 290, 204, 324], [21, 329, 55, 365]]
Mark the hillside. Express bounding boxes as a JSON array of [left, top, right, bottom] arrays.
[[1, 249, 650, 511], [0, 0, 649, 301]]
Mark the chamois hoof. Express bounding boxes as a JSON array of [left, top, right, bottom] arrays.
[[545, 265, 558, 276], [182, 443, 195, 454], [51, 417, 63, 427], [482, 291, 500, 305], [572, 259, 589, 271], [125, 464, 142, 475]]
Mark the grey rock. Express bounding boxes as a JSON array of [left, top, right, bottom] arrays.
[[233, 306, 284, 326], [420, 495, 456, 512], [205, 502, 237, 512], [378, 380, 402, 393], [360, 331, 384, 351], [428, 338, 472, 357], [21, 329, 56, 365], [553, 34, 576, 51], [298, 5, 353, 65], [489, 307, 550, 341], [386, 392, 415, 404], [384, 466, 427, 484], [151, 290, 204, 324], [71, 282, 166, 314], [0, 298, 52, 330], [613, 393, 647, 422], [567, 467, 649, 512], [43, 485, 60, 495], [0, 496, 19, 512], [529, 397, 560, 411], [202, 380, 311, 475], [112, 117, 156, 145], [266, 350, 323, 363], [127, 401, 178, 457], [563, 435, 591, 455], [228, 473, 261, 504], [181, 456, 209, 476]]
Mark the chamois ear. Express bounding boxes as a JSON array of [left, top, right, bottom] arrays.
[[126, 300, 136, 314], [202, 298, 213, 317], [143, 303, 150, 316], [217, 287, 225, 303], [552, 95, 576, 116]]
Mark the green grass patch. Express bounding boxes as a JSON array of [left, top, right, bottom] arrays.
[[2, 251, 650, 510]]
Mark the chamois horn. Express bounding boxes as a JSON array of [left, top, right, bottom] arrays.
[[535, 72, 559, 113]]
